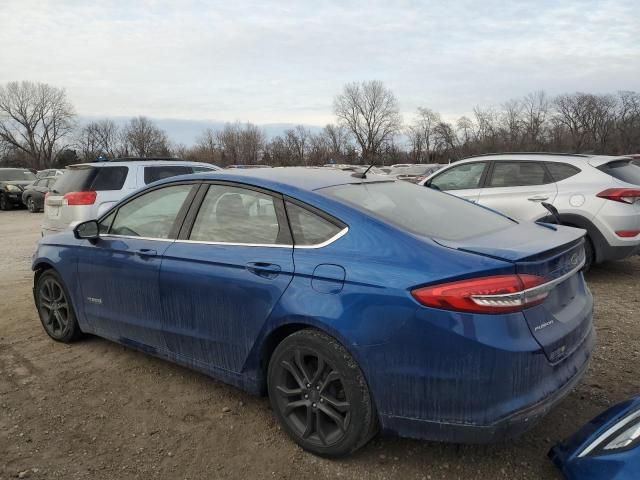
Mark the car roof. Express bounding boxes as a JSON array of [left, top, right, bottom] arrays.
[[67, 160, 218, 168], [157, 166, 394, 192], [450, 153, 631, 167]]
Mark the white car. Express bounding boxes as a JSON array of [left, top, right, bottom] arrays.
[[421, 153, 640, 269], [36, 169, 65, 179], [42, 159, 220, 236]]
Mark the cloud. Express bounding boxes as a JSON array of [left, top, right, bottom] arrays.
[[0, 0, 637, 125]]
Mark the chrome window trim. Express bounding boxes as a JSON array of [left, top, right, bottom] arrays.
[[100, 234, 173, 243], [578, 408, 640, 457], [471, 253, 585, 305], [173, 226, 349, 249], [295, 227, 349, 249], [176, 239, 293, 248]]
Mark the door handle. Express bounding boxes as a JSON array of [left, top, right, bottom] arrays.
[[135, 248, 157, 257], [528, 195, 549, 202], [246, 262, 281, 279]]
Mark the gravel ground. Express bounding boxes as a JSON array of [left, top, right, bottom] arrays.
[[0, 209, 638, 480]]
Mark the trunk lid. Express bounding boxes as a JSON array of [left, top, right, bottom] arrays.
[[435, 222, 592, 364]]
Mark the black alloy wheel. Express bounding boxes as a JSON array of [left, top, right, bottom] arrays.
[[27, 197, 37, 213], [0, 193, 11, 211], [36, 271, 81, 342], [268, 329, 377, 457]]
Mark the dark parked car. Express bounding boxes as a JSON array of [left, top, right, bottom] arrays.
[[22, 176, 57, 213], [0, 168, 37, 210], [32, 168, 593, 457]]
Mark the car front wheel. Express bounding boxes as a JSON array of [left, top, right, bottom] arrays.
[[0, 193, 12, 211], [35, 270, 82, 343], [268, 329, 378, 457]]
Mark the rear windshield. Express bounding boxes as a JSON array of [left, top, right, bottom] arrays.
[[51, 166, 128, 194], [598, 160, 640, 185], [0, 169, 36, 181], [321, 181, 515, 241]]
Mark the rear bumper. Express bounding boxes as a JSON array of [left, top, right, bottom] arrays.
[[379, 328, 594, 443], [599, 242, 640, 261], [359, 294, 595, 443]]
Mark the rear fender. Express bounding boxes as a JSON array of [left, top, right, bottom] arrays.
[[537, 213, 608, 264]]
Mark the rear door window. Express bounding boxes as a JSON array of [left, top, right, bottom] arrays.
[[144, 166, 192, 184], [189, 185, 282, 244], [545, 162, 581, 182], [286, 202, 343, 246], [488, 162, 551, 187], [598, 160, 640, 185], [429, 162, 486, 191]]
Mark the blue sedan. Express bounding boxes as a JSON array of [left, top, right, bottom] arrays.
[[32, 167, 594, 457]]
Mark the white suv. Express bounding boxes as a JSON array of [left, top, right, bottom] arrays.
[[422, 153, 640, 269], [42, 158, 220, 236]]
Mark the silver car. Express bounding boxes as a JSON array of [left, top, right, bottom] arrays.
[[43, 159, 220, 236], [421, 153, 640, 269]]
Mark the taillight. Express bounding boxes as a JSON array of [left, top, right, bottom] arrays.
[[63, 191, 97, 206], [411, 274, 548, 314], [616, 230, 640, 238], [597, 188, 640, 204]]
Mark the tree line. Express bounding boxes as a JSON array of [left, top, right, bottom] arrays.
[[1, 80, 638, 169]]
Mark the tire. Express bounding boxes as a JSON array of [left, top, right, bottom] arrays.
[[583, 235, 595, 272], [268, 329, 378, 457], [35, 270, 82, 343], [0, 193, 12, 211], [27, 197, 38, 213]]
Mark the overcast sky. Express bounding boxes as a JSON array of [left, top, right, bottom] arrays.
[[1, 0, 638, 127]]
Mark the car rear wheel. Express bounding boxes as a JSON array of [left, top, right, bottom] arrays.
[[35, 270, 81, 343], [0, 193, 12, 211], [268, 329, 378, 457], [27, 197, 38, 213]]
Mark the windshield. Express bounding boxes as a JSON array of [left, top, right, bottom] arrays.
[[0, 169, 36, 181], [321, 181, 515, 241]]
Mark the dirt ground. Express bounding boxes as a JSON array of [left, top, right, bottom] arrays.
[[0, 209, 638, 480]]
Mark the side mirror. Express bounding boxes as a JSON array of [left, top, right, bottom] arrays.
[[74, 220, 99, 240]]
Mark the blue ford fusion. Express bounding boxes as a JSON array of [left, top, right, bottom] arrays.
[[32, 167, 594, 456], [550, 396, 640, 479]]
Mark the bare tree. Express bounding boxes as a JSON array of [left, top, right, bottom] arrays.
[[121, 116, 170, 157], [407, 107, 440, 163], [0, 81, 75, 168], [522, 91, 549, 150], [284, 125, 309, 165], [616, 91, 640, 153], [333, 80, 402, 162], [76, 119, 120, 161]]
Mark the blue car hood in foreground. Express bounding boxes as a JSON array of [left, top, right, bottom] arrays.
[[549, 396, 640, 479]]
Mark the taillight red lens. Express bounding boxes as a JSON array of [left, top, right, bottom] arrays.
[[616, 230, 640, 238], [597, 188, 640, 204], [411, 274, 547, 314], [63, 191, 97, 206]]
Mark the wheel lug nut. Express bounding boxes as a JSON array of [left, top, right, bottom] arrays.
[[306, 384, 311, 388], [320, 398, 324, 402], [312, 403, 316, 408], [304, 394, 308, 399], [316, 385, 320, 390]]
